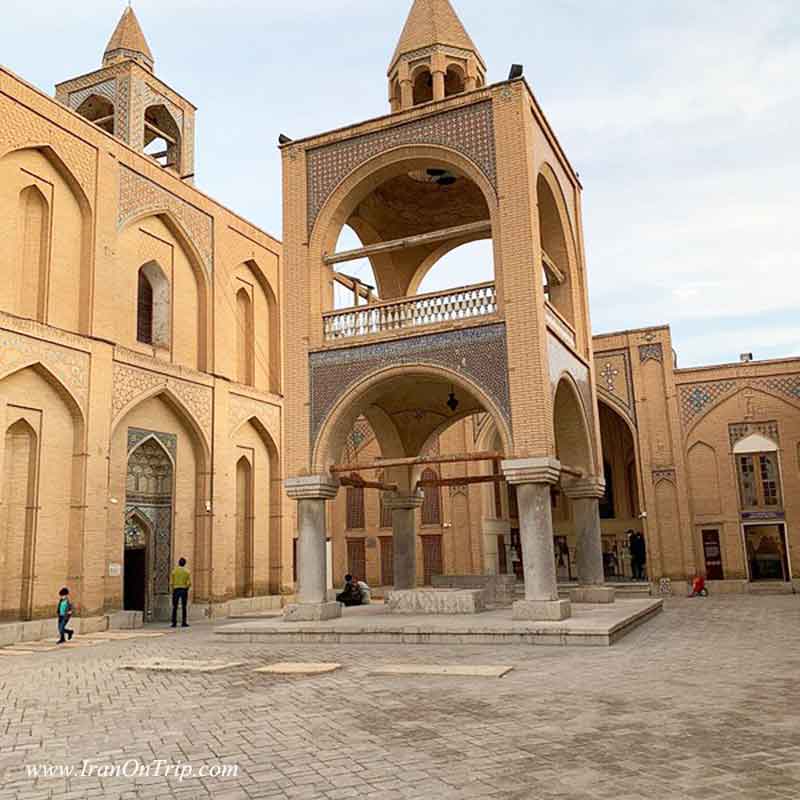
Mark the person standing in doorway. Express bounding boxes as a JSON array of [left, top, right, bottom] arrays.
[[56, 587, 75, 644], [170, 557, 191, 628], [629, 530, 647, 580]]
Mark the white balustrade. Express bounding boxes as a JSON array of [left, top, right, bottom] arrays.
[[323, 281, 497, 342]]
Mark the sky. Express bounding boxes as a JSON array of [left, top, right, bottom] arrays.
[[3, 0, 798, 367]]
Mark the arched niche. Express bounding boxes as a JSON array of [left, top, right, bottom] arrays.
[[0, 146, 91, 333]]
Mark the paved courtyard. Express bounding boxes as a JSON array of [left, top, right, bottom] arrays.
[[2, 595, 800, 800]]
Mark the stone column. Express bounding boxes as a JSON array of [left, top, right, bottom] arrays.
[[284, 475, 341, 621], [400, 79, 413, 109], [432, 70, 446, 101], [386, 491, 424, 590], [502, 458, 571, 621], [564, 478, 615, 603]]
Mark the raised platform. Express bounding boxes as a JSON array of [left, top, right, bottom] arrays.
[[216, 598, 662, 647]]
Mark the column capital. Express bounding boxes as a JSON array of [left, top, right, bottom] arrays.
[[285, 474, 339, 501], [501, 457, 561, 486], [562, 477, 606, 500], [386, 490, 424, 511]]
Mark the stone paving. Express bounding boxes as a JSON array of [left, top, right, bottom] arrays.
[[1, 595, 800, 799]]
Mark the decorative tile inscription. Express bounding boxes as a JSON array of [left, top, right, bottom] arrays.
[[309, 323, 510, 448]]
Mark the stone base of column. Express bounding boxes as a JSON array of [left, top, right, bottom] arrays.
[[569, 586, 616, 604], [512, 599, 571, 621], [283, 601, 342, 622]]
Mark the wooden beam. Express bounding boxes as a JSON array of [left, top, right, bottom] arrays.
[[417, 474, 504, 489], [331, 450, 502, 474], [339, 475, 398, 492], [541, 250, 566, 285], [324, 220, 491, 266], [145, 120, 177, 146]]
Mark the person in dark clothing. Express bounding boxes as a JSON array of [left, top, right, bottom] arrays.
[[629, 531, 647, 580], [56, 587, 75, 644], [336, 574, 362, 607]]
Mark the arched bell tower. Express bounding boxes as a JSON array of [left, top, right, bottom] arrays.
[[282, 0, 609, 623], [54, 7, 196, 181], [388, 0, 486, 111]]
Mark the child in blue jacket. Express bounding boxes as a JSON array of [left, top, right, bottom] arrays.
[[57, 587, 75, 644]]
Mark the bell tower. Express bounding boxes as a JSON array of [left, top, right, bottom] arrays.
[[388, 0, 486, 111], [282, 0, 609, 623], [55, 7, 196, 181]]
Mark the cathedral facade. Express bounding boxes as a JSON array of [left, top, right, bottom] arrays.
[[1, 2, 798, 624]]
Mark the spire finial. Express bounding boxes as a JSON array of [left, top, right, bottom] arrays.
[[104, 5, 154, 72]]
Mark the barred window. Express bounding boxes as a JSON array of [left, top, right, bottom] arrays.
[[137, 269, 153, 344], [346, 474, 365, 530], [421, 468, 441, 525]]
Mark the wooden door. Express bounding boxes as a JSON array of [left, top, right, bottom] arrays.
[[347, 538, 366, 581], [702, 529, 724, 580], [380, 537, 394, 586], [421, 535, 443, 585], [497, 534, 508, 575]]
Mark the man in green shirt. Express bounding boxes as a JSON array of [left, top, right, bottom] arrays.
[[170, 557, 191, 628]]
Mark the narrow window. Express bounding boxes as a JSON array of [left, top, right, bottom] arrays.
[[137, 269, 154, 344], [421, 468, 441, 525], [737, 453, 782, 508], [346, 474, 365, 530]]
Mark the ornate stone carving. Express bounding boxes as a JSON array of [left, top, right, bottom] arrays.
[[679, 381, 736, 427], [228, 393, 280, 445], [310, 323, 510, 448], [0, 328, 89, 412], [0, 94, 96, 202], [67, 78, 116, 111], [112, 362, 211, 444], [652, 468, 676, 484], [729, 420, 779, 449], [115, 73, 130, 144], [118, 165, 213, 275], [639, 343, 663, 363], [306, 100, 496, 233], [753, 375, 800, 405]]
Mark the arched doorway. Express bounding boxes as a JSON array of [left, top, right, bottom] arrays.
[[124, 434, 175, 619]]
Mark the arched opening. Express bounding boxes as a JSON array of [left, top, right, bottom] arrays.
[[18, 185, 50, 322], [144, 105, 181, 171], [236, 288, 254, 386], [136, 262, 170, 348], [413, 239, 494, 296], [75, 94, 114, 135], [2, 419, 38, 620], [537, 171, 575, 326], [553, 378, 593, 476], [235, 455, 254, 597], [444, 65, 465, 97], [125, 436, 174, 618], [319, 151, 497, 336], [598, 401, 645, 580], [412, 67, 433, 105]]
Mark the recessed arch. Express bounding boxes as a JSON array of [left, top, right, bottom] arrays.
[[119, 209, 211, 370], [0, 145, 93, 333], [411, 65, 433, 105], [537, 163, 578, 326], [76, 93, 114, 134], [553, 374, 595, 476], [444, 64, 466, 97]]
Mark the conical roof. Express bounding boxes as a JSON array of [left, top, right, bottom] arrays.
[[104, 7, 154, 66], [389, 0, 483, 70]]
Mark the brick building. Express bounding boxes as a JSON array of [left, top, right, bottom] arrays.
[[0, 2, 797, 624]]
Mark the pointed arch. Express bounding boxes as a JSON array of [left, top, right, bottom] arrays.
[[235, 287, 254, 386], [17, 185, 50, 322], [553, 373, 595, 476], [687, 440, 721, 516], [420, 468, 442, 526], [0, 144, 93, 333], [231, 414, 282, 593], [235, 454, 254, 596], [239, 259, 281, 394], [537, 164, 578, 326], [120, 209, 211, 370], [111, 386, 210, 461], [137, 260, 170, 348]]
